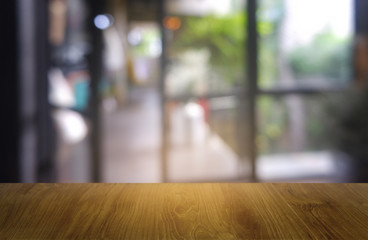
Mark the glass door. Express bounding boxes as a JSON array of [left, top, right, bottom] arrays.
[[256, 0, 354, 181], [161, 0, 250, 181]]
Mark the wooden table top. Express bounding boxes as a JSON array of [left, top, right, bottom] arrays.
[[0, 183, 368, 239]]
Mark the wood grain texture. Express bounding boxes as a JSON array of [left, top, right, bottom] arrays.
[[0, 183, 368, 239]]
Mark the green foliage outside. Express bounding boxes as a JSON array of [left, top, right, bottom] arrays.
[[258, 0, 285, 89], [257, 96, 287, 154], [132, 28, 161, 57], [168, 0, 352, 155], [289, 31, 352, 84], [171, 13, 247, 86], [170, 10, 283, 87]]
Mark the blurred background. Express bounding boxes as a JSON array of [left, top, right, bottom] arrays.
[[2, 0, 368, 183]]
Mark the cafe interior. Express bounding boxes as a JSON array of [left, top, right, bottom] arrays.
[[2, 0, 368, 184]]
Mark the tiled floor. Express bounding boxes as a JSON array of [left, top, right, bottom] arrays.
[[102, 87, 242, 182], [102, 88, 161, 182]]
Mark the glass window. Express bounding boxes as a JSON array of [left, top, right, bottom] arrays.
[[166, 97, 247, 181], [164, 0, 247, 97], [256, 94, 341, 180], [258, 0, 354, 89]]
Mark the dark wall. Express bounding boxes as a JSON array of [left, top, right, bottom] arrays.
[[0, 0, 53, 183], [0, 1, 20, 182], [356, 0, 368, 34]]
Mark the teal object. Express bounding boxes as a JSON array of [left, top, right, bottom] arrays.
[[74, 81, 89, 110]]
